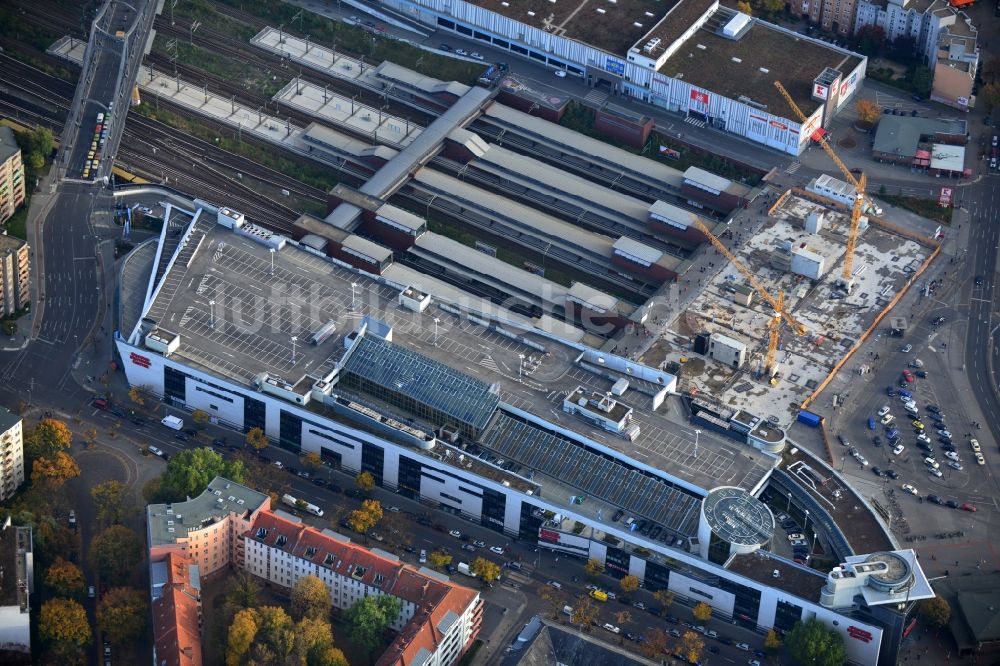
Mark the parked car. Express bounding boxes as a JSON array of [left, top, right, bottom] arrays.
[[901, 484, 918, 495], [960, 503, 977, 512], [449, 530, 462, 538], [554, 69, 567, 77], [927, 494, 943, 505]]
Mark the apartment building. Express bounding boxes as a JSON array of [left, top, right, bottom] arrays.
[[0, 235, 29, 317], [146, 477, 270, 577], [804, 0, 860, 36], [0, 128, 25, 226], [150, 552, 202, 666], [854, 0, 977, 73], [931, 26, 978, 109], [244, 510, 482, 666], [0, 407, 24, 502]]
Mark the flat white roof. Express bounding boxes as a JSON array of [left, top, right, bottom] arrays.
[[376, 203, 426, 232], [810, 174, 854, 198], [649, 199, 699, 229], [930, 144, 965, 172], [710, 332, 747, 351], [683, 166, 732, 194], [567, 282, 620, 312], [613, 236, 663, 264], [341, 235, 393, 263]]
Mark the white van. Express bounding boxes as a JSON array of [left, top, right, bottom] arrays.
[[160, 415, 184, 430]]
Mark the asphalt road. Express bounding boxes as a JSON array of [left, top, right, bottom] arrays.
[[961, 176, 1000, 442]]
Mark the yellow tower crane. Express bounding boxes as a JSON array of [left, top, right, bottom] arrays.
[[773, 81, 867, 289], [692, 219, 807, 376]]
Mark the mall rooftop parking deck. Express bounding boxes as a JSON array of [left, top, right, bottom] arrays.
[[125, 213, 777, 500]]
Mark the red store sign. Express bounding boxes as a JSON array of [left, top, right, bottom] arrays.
[[130, 352, 151, 368], [539, 529, 561, 543], [847, 626, 873, 643]]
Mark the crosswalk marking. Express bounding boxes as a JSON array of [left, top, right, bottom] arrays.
[[684, 116, 706, 128], [786, 161, 802, 174]]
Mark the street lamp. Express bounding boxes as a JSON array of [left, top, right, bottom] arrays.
[[269, 248, 275, 275], [209, 299, 216, 328], [518, 353, 525, 382], [693, 429, 701, 458], [350, 282, 358, 311], [291, 336, 298, 364], [787, 492, 793, 513], [433, 318, 440, 346]]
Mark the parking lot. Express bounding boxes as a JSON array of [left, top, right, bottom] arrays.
[[830, 309, 996, 543]]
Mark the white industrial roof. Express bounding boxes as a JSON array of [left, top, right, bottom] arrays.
[[482, 103, 686, 190], [414, 232, 570, 305], [613, 236, 663, 264], [929, 144, 965, 173], [477, 145, 651, 223], [341, 235, 393, 263], [683, 166, 732, 195], [376, 203, 426, 232], [811, 174, 855, 198], [648, 199, 699, 229], [710, 332, 747, 351], [567, 282, 620, 312]]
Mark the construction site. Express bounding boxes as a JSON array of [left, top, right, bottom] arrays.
[[641, 187, 937, 424]]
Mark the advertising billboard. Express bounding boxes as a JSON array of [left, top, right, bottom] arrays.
[[813, 83, 829, 100]]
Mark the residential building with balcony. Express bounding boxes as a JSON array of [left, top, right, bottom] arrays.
[[0, 129, 24, 227], [0, 407, 24, 502]]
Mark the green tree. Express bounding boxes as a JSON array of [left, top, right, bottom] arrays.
[[27, 126, 53, 157], [291, 574, 332, 621], [355, 470, 375, 493], [98, 587, 148, 644], [246, 426, 269, 451], [253, 606, 296, 662], [158, 447, 246, 502], [906, 64, 934, 96], [619, 574, 640, 598], [90, 525, 143, 585], [45, 557, 85, 597], [854, 25, 886, 57], [692, 601, 712, 622], [428, 550, 452, 570], [39, 598, 91, 648], [24, 418, 72, 462], [91, 480, 131, 525], [344, 594, 402, 656], [785, 618, 848, 666], [982, 56, 1000, 83], [584, 558, 605, 579], [26, 152, 44, 171], [470, 556, 501, 584], [292, 616, 349, 666], [765, 628, 783, 652], [224, 572, 260, 617], [762, 0, 786, 16], [919, 596, 951, 628], [302, 451, 323, 471], [856, 99, 882, 125], [191, 409, 210, 426], [226, 608, 259, 666], [737, 0, 752, 14]]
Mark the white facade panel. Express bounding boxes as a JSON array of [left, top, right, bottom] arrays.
[[667, 570, 737, 616], [184, 377, 246, 429]]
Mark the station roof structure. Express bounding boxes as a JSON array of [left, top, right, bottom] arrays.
[[342, 334, 501, 432]]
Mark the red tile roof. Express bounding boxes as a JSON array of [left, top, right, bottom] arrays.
[[152, 552, 203, 666], [246, 510, 480, 665]]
